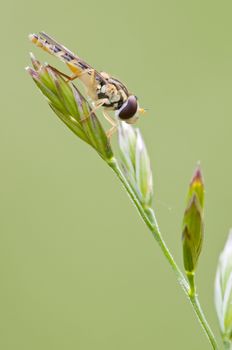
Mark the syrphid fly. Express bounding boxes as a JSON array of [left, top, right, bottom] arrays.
[[29, 32, 146, 136]]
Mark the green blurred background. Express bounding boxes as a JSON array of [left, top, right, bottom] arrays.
[[1, 0, 231, 349]]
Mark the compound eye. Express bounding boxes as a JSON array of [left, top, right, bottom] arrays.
[[118, 95, 138, 120]]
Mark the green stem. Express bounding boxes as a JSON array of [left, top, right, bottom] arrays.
[[224, 340, 232, 350], [108, 157, 218, 350]]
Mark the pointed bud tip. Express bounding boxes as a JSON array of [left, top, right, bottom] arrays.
[[29, 52, 37, 65], [29, 52, 44, 71], [29, 52, 35, 60], [191, 164, 204, 187], [25, 66, 39, 79]]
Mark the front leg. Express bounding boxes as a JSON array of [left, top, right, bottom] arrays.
[[103, 109, 118, 138], [46, 65, 75, 80], [102, 109, 117, 127], [80, 98, 109, 123], [106, 125, 117, 139], [47, 65, 95, 83]]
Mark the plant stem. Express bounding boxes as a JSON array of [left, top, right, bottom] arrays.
[[224, 340, 232, 350], [108, 157, 218, 350]]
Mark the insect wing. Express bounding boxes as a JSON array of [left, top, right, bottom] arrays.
[[39, 32, 77, 58], [31, 32, 107, 85]]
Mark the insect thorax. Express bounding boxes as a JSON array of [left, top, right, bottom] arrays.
[[96, 81, 128, 111]]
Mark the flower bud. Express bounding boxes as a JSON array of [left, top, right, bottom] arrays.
[[215, 230, 232, 345], [182, 166, 204, 279], [26, 54, 113, 161], [118, 122, 153, 208], [135, 130, 153, 207]]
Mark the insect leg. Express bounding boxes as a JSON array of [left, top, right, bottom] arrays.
[[46, 65, 74, 80], [80, 99, 109, 123], [103, 110, 117, 127], [103, 110, 118, 138], [47, 65, 94, 82], [106, 125, 117, 138], [80, 103, 118, 138]]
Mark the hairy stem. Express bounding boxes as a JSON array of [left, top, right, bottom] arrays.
[[108, 157, 218, 350]]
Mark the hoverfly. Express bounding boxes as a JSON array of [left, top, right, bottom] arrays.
[[29, 32, 145, 137]]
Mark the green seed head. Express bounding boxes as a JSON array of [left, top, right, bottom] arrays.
[[26, 54, 113, 162]]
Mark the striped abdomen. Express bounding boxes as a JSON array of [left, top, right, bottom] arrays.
[[29, 33, 89, 74]]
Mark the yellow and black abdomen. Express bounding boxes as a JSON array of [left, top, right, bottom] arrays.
[[29, 33, 86, 77]]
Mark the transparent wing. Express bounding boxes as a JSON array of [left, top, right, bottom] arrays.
[[36, 32, 107, 84]]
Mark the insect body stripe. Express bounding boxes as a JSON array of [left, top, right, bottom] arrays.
[[29, 33, 107, 85], [29, 34, 75, 64]]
